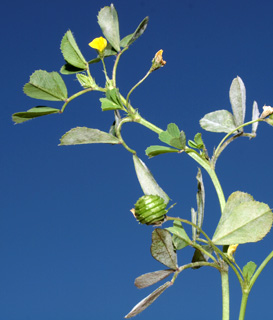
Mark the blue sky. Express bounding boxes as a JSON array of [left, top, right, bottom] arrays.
[[1, 0, 273, 319]]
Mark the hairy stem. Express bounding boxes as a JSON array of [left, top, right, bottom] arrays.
[[220, 265, 230, 320]]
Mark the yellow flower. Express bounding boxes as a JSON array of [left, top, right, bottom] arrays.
[[227, 244, 239, 262], [89, 37, 107, 53], [151, 49, 166, 71]]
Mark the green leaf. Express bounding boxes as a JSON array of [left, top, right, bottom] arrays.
[[133, 154, 170, 204], [212, 191, 273, 245], [191, 245, 213, 269], [60, 30, 87, 69], [188, 133, 204, 150], [229, 76, 246, 129], [242, 261, 257, 282], [120, 16, 149, 47], [99, 98, 123, 111], [191, 208, 197, 242], [134, 269, 174, 289], [106, 88, 123, 107], [23, 70, 68, 101], [251, 101, 259, 134], [159, 123, 186, 149], [165, 220, 191, 250], [97, 4, 120, 52], [100, 88, 124, 111], [60, 63, 85, 75], [12, 106, 60, 124], [151, 229, 177, 269], [196, 168, 205, 236], [199, 110, 237, 133], [59, 127, 120, 145], [145, 145, 179, 158], [125, 281, 172, 318]]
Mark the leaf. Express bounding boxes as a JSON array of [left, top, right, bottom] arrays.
[[151, 229, 177, 269], [188, 133, 204, 150], [159, 123, 186, 149], [97, 4, 120, 52], [165, 220, 191, 250], [120, 16, 149, 47], [191, 208, 197, 242], [59, 127, 120, 145], [196, 168, 205, 236], [212, 191, 273, 245], [99, 98, 123, 111], [23, 70, 68, 101], [106, 88, 123, 107], [125, 281, 172, 318], [243, 261, 257, 282], [191, 245, 213, 269], [60, 30, 87, 69], [229, 76, 246, 128], [145, 145, 180, 158], [134, 269, 174, 289], [60, 63, 85, 75], [12, 106, 60, 124], [100, 88, 124, 111], [252, 101, 260, 134], [200, 110, 237, 133], [133, 154, 170, 204]]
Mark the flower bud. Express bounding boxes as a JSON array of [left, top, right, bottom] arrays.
[[260, 105, 273, 119], [150, 50, 166, 71]]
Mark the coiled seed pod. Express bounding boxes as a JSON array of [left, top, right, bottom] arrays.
[[134, 195, 167, 225]]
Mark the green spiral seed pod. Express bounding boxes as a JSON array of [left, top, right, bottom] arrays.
[[134, 195, 167, 225]]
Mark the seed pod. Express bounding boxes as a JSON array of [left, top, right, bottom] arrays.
[[134, 195, 167, 225]]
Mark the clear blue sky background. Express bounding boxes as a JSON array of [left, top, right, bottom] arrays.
[[1, 0, 273, 319]]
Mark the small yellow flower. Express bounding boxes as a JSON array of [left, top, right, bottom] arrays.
[[151, 49, 166, 71], [89, 37, 107, 53], [227, 244, 239, 262]]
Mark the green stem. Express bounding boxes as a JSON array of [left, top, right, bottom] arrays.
[[220, 266, 230, 320], [249, 250, 273, 290], [125, 70, 152, 112], [101, 57, 111, 84], [61, 87, 106, 113], [185, 148, 226, 213], [238, 244, 273, 319], [238, 289, 249, 320], [213, 119, 263, 165], [166, 216, 218, 263], [112, 47, 128, 87], [115, 117, 136, 154]]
